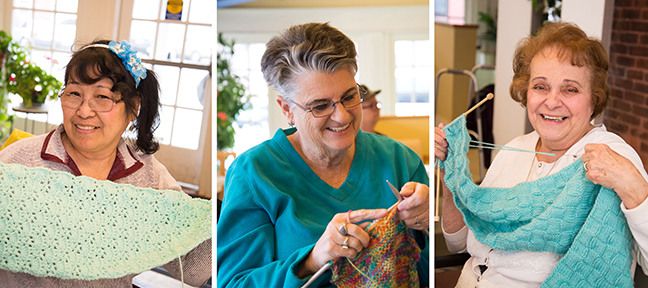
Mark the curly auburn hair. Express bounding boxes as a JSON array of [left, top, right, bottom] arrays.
[[509, 22, 609, 120]]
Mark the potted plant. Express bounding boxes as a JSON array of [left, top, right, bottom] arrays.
[[3, 38, 62, 108], [216, 33, 251, 150], [0, 31, 16, 138], [0, 31, 12, 68]]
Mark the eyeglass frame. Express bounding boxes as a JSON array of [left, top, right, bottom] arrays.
[[58, 89, 124, 112], [289, 84, 366, 118]]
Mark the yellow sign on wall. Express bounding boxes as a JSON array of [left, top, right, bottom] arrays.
[[166, 0, 183, 20]]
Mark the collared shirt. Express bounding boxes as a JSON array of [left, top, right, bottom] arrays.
[[39, 125, 144, 181], [0, 124, 180, 190]]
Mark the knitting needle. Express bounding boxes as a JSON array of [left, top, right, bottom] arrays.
[[386, 180, 430, 236], [463, 92, 494, 116], [434, 163, 441, 223]]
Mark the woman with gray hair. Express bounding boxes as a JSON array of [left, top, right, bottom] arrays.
[[217, 22, 429, 287]]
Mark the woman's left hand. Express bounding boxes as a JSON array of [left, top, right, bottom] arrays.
[[396, 182, 429, 231], [582, 143, 648, 209]]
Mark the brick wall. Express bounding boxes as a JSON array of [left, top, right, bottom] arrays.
[[606, 1, 648, 167]]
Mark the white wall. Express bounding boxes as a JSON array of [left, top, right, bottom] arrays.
[[217, 6, 429, 134], [493, 0, 533, 146]]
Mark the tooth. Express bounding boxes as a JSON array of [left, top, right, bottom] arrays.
[[329, 124, 349, 132], [543, 115, 564, 121]]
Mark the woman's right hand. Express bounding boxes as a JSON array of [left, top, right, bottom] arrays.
[[297, 209, 388, 278], [435, 123, 448, 161]]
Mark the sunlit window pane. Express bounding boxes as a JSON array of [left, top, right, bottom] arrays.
[[414, 40, 431, 67], [156, 105, 175, 145], [176, 68, 207, 110], [230, 42, 269, 157], [155, 23, 185, 63], [189, 0, 214, 24], [231, 44, 248, 71], [31, 49, 53, 74], [53, 13, 76, 51], [394, 40, 413, 67], [132, 0, 160, 20], [32, 11, 54, 49], [13, 0, 32, 9], [170, 108, 202, 149], [130, 20, 157, 60], [11, 9, 32, 45], [394, 39, 430, 116], [56, 0, 78, 13], [184, 25, 212, 64], [155, 65, 180, 106], [34, 0, 54, 10], [47, 101, 63, 125]]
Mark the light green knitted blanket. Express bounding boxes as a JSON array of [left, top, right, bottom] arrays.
[[0, 162, 212, 280], [440, 115, 633, 287]]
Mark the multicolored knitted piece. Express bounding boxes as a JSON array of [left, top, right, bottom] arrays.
[[329, 203, 420, 288], [0, 162, 212, 280], [440, 115, 633, 288]]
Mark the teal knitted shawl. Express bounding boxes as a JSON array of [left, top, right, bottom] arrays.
[[0, 162, 212, 280], [440, 115, 633, 287]]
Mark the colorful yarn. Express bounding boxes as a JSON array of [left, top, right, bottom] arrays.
[[330, 203, 420, 288]]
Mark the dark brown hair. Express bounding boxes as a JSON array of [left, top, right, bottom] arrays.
[[65, 40, 161, 154]]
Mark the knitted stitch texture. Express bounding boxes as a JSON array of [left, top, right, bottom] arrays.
[[330, 203, 420, 288], [440, 115, 633, 287], [0, 163, 212, 280]]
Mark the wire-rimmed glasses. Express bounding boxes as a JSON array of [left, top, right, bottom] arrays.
[[59, 91, 123, 112], [290, 84, 366, 118]]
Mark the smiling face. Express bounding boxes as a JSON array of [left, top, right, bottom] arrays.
[[62, 77, 135, 158], [285, 69, 362, 158], [527, 47, 594, 153]]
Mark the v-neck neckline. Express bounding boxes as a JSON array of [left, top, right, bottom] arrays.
[[274, 128, 367, 201]]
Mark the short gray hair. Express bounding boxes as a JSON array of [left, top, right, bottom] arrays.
[[261, 22, 358, 100]]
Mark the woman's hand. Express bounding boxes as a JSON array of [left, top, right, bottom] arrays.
[[582, 143, 648, 209], [297, 209, 388, 278], [435, 123, 448, 161], [397, 182, 429, 231]]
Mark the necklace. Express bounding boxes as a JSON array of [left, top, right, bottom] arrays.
[[525, 155, 559, 182], [525, 141, 579, 182]]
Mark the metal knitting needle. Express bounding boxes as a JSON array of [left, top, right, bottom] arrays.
[[387, 180, 429, 236], [463, 92, 494, 116]]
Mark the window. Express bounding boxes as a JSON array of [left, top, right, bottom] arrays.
[[230, 42, 269, 157], [8, 0, 79, 133], [128, 0, 213, 150], [394, 39, 431, 116]]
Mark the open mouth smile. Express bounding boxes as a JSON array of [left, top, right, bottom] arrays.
[[75, 124, 99, 130], [542, 114, 566, 122], [327, 123, 350, 132]]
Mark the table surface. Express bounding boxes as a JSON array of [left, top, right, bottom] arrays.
[[12, 105, 49, 114]]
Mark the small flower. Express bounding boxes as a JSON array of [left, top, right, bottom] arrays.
[[217, 112, 228, 121]]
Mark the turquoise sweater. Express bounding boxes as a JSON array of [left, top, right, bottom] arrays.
[[217, 128, 429, 288]]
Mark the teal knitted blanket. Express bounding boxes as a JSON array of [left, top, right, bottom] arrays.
[[440, 115, 633, 287], [0, 163, 212, 280]]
